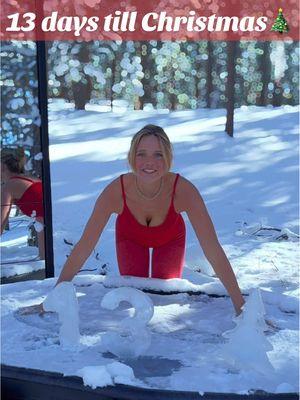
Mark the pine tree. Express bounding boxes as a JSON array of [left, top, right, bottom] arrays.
[[271, 8, 289, 34]]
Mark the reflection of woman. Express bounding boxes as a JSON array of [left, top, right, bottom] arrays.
[[56, 125, 245, 315], [1, 148, 45, 259]]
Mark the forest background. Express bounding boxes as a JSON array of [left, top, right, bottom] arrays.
[[1, 39, 299, 175]]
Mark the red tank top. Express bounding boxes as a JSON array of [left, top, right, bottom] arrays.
[[10, 176, 44, 218], [116, 174, 186, 248]]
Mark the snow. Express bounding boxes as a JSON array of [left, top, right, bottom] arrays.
[[33, 220, 44, 233], [276, 382, 297, 393], [77, 361, 136, 389], [1, 214, 43, 278], [1, 104, 299, 394], [103, 273, 225, 295], [77, 365, 113, 388]]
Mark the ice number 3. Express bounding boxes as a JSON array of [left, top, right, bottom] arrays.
[[101, 287, 154, 358]]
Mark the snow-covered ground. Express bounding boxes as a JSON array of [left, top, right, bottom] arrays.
[[1, 103, 299, 394], [1, 213, 44, 278]]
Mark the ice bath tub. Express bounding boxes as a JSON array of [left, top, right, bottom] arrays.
[[1, 276, 298, 397]]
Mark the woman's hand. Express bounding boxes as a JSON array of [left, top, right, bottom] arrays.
[[235, 307, 243, 317], [18, 303, 45, 315]]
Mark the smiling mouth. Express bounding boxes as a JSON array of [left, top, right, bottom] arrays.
[[143, 169, 157, 173]]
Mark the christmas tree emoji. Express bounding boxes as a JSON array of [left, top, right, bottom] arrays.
[[271, 8, 289, 34]]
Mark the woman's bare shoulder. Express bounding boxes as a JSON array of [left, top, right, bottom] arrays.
[[175, 175, 202, 212], [97, 175, 125, 213], [177, 175, 200, 194], [121, 172, 135, 188]]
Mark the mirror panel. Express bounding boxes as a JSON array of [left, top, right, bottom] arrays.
[[1, 41, 46, 284]]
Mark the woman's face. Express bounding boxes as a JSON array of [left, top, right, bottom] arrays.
[[134, 135, 167, 181]]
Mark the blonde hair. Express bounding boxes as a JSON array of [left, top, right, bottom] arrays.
[[128, 125, 173, 172], [1, 147, 26, 174]]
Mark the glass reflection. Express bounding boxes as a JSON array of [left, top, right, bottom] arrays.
[[1, 41, 47, 283], [1, 147, 45, 283]]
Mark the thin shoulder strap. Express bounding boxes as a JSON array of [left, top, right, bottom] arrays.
[[9, 176, 34, 183], [171, 173, 180, 201], [120, 175, 127, 206]]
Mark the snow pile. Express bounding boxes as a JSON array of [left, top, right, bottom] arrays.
[[101, 288, 154, 358], [221, 289, 274, 375], [260, 289, 299, 315], [77, 361, 136, 389], [278, 295, 298, 314], [103, 274, 226, 296], [43, 282, 80, 348], [275, 383, 296, 393], [236, 222, 299, 242]]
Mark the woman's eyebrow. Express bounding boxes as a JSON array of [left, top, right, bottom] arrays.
[[136, 149, 163, 153]]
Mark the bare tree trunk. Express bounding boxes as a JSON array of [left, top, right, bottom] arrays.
[[169, 65, 177, 110], [206, 41, 213, 108], [136, 41, 151, 110], [258, 41, 271, 106], [72, 44, 92, 110], [134, 41, 143, 110], [225, 41, 237, 137], [192, 42, 200, 106], [272, 80, 283, 107], [110, 55, 116, 111], [72, 78, 92, 110]]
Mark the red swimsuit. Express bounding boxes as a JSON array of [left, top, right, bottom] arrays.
[[10, 176, 44, 218], [116, 174, 186, 279]]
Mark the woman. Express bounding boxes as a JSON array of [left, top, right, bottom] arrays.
[[54, 124, 245, 315], [1, 148, 45, 259]]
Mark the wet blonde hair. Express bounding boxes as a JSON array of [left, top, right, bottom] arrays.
[[1, 147, 26, 174], [128, 125, 173, 173]]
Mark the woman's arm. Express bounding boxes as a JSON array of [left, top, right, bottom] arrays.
[[181, 179, 245, 315], [1, 185, 12, 234], [19, 180, 121, 314], [55, 181, 119, 286]]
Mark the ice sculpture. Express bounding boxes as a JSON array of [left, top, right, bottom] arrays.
[[101, 287, 154, 358], [43, 282, 80, 347], [221, 288, 274, 375]]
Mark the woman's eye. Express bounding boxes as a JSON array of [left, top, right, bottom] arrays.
[[155, 153, 163, 158]]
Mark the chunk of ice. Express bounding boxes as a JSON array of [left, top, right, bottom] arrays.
[[221, 289, 274, 375], [43, 282, 80, 348], [101, 287, 154, 358]]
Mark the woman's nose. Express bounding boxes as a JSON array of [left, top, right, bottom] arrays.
[[144, 156, 156, 165]]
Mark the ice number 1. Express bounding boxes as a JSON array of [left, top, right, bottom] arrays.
[[43, 282, 80, 348], [101, 287, 154, 358]]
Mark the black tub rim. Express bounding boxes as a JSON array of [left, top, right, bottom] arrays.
[[1, 364, 298, 400]]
